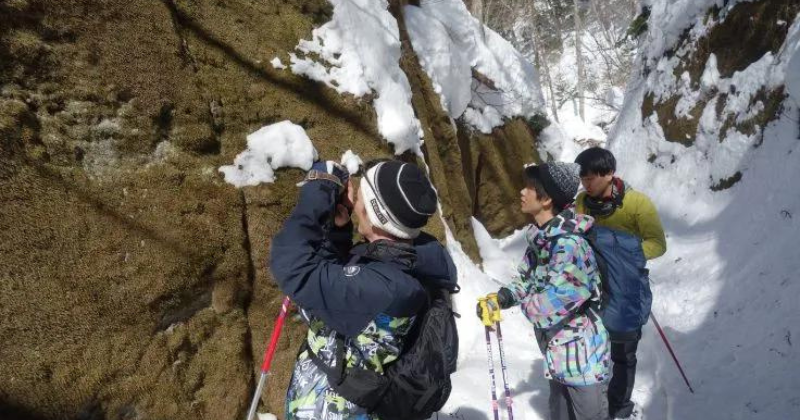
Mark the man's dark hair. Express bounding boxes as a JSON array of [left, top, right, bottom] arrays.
[[523, 166, 565, 212], [574, 147, 616, 177]]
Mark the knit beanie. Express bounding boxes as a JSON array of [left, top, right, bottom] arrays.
[[524, 162, 581, 210], [359, 161, 437, 239]]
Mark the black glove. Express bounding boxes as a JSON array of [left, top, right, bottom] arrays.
[[497, 287, 515, 309]]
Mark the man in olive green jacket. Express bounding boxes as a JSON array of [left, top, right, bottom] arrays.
[[574, 147, 666, 419]]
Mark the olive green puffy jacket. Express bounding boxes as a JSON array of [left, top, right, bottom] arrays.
[[576, 187, 667, 260]]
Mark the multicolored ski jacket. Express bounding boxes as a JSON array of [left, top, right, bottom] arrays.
[[505, 209, 610, 387], [270, 179, 458, 419]]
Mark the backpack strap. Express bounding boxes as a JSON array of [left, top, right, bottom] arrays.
[[305, 333, 348, 386]]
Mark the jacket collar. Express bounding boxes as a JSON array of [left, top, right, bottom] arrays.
[[352, 240, 416, 271]]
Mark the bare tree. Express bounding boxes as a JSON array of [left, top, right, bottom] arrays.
[[574, 0, 586, 121], [470, 0, 486, 40], [531, 1, 560, 122]]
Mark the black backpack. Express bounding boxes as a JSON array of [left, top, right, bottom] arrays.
[[308, 288, 459, 420]]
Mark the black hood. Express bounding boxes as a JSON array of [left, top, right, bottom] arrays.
[[411, 233, 459, 292]]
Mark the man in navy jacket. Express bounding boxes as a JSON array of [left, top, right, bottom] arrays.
[[270, 160, 457, 419]]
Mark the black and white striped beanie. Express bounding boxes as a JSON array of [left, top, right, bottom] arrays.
[[359, 161, 437, 239]]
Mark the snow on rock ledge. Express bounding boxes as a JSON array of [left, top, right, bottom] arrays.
[[404, 0, 545, 133], [287, 0, 423, 155]]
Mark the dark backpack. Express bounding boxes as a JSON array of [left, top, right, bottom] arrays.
[[308, 288, 459, 420], [582, 226, 652, 332]]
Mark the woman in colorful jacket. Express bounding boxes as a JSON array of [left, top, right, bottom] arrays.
[[478, 162, 610, 420]]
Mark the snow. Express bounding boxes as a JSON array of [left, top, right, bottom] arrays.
[[537, 119, 604, 164], [786, 20, 800, 103], [218, 121, 318, 187], [288, 0, 423, 155], [339, 149, 363, 175], [404, 0, 545, 133], [535, 20, 623, 153], [463, 106, 503, 134], [270, 57, 286, 69], [404, 5, 472, 119], [471, 217, 527, 284], [257, 413, 277, 420]]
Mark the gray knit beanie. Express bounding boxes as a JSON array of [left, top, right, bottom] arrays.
[[524, 162, 580, 210]]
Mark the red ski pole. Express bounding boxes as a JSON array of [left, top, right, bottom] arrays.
[[651, 313, 694, 393], [246, 296, 292, 420]]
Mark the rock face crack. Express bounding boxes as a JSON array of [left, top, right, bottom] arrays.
[[162, 0, 222, 155], [164, 0, 199, 73], [239, 190, 258, 413], [151, 264, 215, 332]]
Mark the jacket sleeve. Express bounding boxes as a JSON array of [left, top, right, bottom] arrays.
[[519, 238, 594, 328], [505, 266, 531, 306], [269, 181, 408, 336], [635, 194, 667, 260], [505, 229, 540, 305]]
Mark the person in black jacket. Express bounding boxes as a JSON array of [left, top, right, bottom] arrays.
[[270, 159, 457, 420]]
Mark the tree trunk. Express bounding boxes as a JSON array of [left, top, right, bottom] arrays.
[[573, 0, 585, 121], [545, 0, 565, 53], [532, 0, 560, 122], [471, 0, 486, 40]]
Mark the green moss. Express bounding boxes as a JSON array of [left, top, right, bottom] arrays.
[[642, 92, 703, 146], [0, 1, 394, 419], [526, 113, 550, 136], [673, 0, 800, 86]]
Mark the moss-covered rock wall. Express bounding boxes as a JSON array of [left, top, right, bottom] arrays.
[[0, 1, 540, 418]]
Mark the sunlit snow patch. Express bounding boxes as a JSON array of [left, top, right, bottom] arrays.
[[219, 121, 318, 187]]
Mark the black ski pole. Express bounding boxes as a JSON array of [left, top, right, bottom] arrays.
[[489, 293, 514, 420], [479, 297, 501, 420]]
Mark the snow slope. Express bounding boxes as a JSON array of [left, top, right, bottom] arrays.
[[602, 2, 800, 418]]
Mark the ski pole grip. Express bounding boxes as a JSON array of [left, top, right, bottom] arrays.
[[261, 296, 291, 373], [478, 297, 493, 327], [488, 293, 502, 322]]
